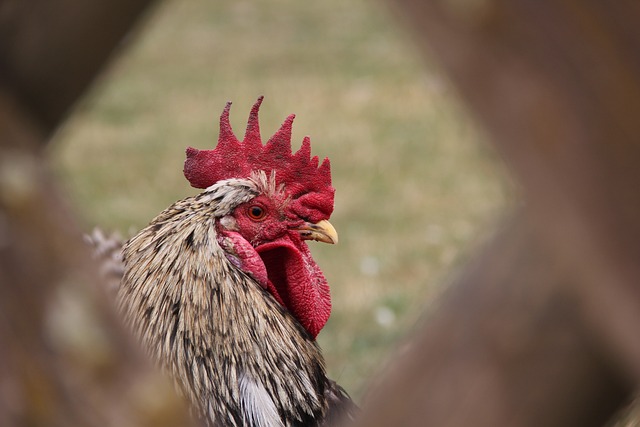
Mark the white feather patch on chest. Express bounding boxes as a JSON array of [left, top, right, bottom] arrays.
[[239, 373, 284, 427]]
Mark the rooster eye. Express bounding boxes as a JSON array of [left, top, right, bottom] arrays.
[[248, 205, 267, 221]]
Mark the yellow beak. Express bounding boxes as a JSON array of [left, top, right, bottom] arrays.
[[296, 220, 338, 244]]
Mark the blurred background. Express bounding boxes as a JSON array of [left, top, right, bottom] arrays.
[[49, 0, 510, 400]]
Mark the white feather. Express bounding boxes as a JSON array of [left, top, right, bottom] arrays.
[[240, 373, 284, 427]]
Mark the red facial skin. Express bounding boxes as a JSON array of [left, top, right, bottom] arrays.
[[216, 194, 331, 339]]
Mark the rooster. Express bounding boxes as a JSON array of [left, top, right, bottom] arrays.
[[94, 97, 356, 427]]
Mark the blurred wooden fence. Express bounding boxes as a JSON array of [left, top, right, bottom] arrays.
[[1, 0, 640, 426]]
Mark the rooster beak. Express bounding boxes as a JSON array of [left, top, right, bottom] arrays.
[[296, 220, 339, 244]]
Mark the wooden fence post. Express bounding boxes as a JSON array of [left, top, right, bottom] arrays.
[[352, 0, 640, 425], [0, 1, 195, 425]]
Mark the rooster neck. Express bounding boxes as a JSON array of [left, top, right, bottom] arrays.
[[119, 196, 329, 427]]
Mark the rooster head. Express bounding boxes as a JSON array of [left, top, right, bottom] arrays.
[[183, 97, 336, 338]]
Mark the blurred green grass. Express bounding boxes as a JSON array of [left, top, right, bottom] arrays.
[[50, 0, 511, 400]]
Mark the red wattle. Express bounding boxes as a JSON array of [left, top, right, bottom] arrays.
[[218, 228, 331, 339], [257, 233, 331, 339]]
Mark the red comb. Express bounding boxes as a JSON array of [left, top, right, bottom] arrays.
[[184, 97, 334, 221]]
